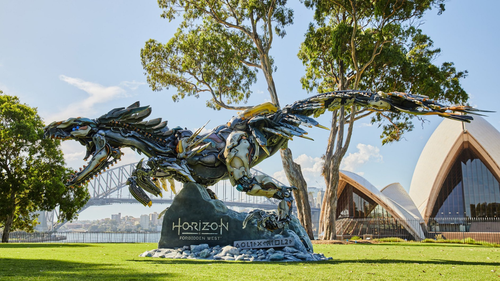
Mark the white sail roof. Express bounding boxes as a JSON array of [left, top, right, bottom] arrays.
[[409, 117, 500, 220], [340, 171, 425, 240]]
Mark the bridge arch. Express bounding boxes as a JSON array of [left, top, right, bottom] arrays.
[[45, 162, 282, 231]]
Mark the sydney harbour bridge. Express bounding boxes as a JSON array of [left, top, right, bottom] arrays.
[[38, 162, 313, 231]]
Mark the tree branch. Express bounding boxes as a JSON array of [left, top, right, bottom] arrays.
[[379, 112, 402, 140], [241, 60, 261, 68], [348, 0, 360, 74], [201, 0, 253, 38], [265, 0, 276, 53], [341, 105, 357, 156], [345, 108, 372, 123]]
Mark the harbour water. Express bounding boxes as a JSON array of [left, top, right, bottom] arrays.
[[8, 232, 162, 243]]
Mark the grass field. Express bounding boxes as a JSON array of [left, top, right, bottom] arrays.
[[1, 242, 499, 280]]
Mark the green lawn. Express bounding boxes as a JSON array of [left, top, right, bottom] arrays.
[[0, 242, 499, 280]]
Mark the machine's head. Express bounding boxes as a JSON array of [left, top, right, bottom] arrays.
[[44, 116, 123, 187], [44, 102, 171, 187]]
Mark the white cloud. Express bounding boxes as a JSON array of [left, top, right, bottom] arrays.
[[261, 144, 382, 190], [62, 140, 142, 170], [116, 147, 144, 166], [61, 141, 87, 167], [120, 80, 146, 90], [340, 143, 382, 172], [357, 122, 373, 128], [271, 170, 288, 186], [272, 154, 326, 189], [192, 120, 212, 135], [46, 75, 130, 122]]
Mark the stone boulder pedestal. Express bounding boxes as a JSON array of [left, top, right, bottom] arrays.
[[159, 182, 313, 252]]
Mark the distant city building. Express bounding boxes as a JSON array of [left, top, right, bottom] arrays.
[[140, 214, 150, 230], [150, 212, 158, 225], [307, 187, 322, 208], [111, 213, 121, 222], [316, 190, 323, 209]]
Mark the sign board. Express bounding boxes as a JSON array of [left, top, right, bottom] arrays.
[[234, 237, 295, 249]]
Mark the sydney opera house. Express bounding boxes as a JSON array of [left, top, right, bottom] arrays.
[[329, 117, 500, 241]]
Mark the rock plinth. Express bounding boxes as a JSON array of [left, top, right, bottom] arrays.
[[159, 182, 312, 251], [151, 182, 327, 262], [140, 244, 331, 262]]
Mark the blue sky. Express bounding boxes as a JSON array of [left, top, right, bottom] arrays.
[[1, 1, 499, 220]]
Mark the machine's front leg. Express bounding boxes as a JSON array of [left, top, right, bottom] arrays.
[[224, 131, 296, 231], [239, 175, 297, 231], [127, 159, 164, 207]]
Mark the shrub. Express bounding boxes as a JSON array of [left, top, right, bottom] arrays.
[[374, 237, 407, 242], [422, 238, 436, 243], [434, 234, 444, 240]]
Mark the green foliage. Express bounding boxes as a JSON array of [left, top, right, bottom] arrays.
[[422, 236, 500, 247], [349, 235, 362, 240], [299, 0, 467, 144], [375, 237, 407, 242], [142, 0, 294, 109], [141, 19, 257, 110], [435, 233, 444, 240], [0, 92, 89, 242]]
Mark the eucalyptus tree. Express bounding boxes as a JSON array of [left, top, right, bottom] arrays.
[[0, 92, 89, 242], [299, 0, 468, 239], [141, 0, 315, 238]]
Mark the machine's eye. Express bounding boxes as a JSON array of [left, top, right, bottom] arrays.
[[72, 126, 80, 131]]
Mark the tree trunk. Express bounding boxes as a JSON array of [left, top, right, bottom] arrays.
[[319, 104, 355, 240], [320, 165, 340, 240], [280, 148, 314, 239], [2, 213, 14, 243]]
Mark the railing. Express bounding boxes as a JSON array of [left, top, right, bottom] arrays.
[[326, 217, 500, 243], [334, 217, 415, 241], [427, 216, 500, 232], [11, 217, 500, 244], [7, 231, 161, 243], [425, 217, 500, 243]]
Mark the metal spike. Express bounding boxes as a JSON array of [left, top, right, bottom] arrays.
[[168, 178, 177, 194], [315, 124, 330, 130], [298, 135, 314, 141], [188, 120, 210, 143], [262, 127, 293, 140], [261, 145, 270, 156]]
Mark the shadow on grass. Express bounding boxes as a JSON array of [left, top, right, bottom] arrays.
[[0, 243, 95, 249], [131, 257, 500, 267], [366, 243, 492, 248], [328, 258, 500, 266], [0, 258, 178, 280]]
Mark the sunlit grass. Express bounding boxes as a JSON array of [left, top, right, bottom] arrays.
[[0, 242, 499, 280]]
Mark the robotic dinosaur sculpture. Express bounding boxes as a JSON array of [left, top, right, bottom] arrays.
[[44, 90, 487, 230]]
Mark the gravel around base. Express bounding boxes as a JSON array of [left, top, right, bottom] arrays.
[[139, 244, 332, 262]]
